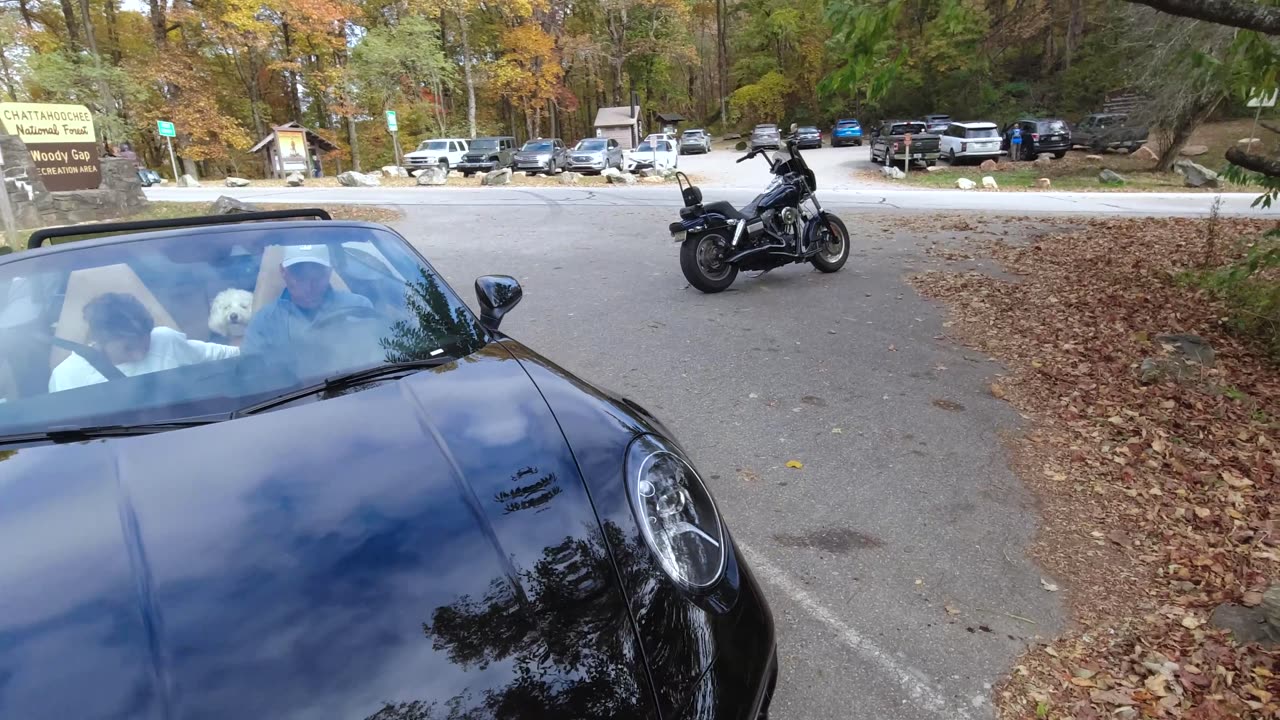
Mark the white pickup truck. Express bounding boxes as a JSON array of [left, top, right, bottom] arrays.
[[403, 138, 470, 172]]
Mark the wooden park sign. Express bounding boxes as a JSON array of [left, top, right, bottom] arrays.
[[0, 103, 101, 192]]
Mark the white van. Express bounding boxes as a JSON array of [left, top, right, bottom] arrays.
[[938, 122, 1002, 164], [403, 138, 470, 171]]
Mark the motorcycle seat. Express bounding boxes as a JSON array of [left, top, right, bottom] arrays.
[[680, 200, 744, 221]]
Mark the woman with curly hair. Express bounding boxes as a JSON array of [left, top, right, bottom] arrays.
[[49, 292, 239, 392]]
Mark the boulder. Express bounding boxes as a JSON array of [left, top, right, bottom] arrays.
[[177, 174, 200, 188], [1099, 169, 1126, 185], [337, 171, 380, 187], [415, 165, 448, 186], [1210, 602, 1280, 648], [1172, 159, 1220, 188], [880, 165, 905, 180], [285, 172, 305, 187], [722, 133, 741, 140], [1262, 584, 1280, 629], [1156, 333, 1215, 368], [481, 167, 512, 186], [604, 167, 636, 185], [925, 165, 945, 173], [1238, 137, 1263, 148], [1133, 145, 1160, 162], [639, 167, 661, 178], [381, 165, 409, 178], [224, 176, 251, 187], [981, 175, 998, 189], [210, 195, 260, 215], [558, 171, 580, 186], [1033, 154, 1053, 169], [659, 166, 678, 180], [734, 141, 748, 151], [1115, 147, 1130, 155], [1139, 334, 1216, 384], [1180, 144, 1209, 157], [641, 175, 665, 184], [1085, 154, 1104, 162], [979, 159, 999, 172], [1036, 177, 1051, 188], [956, 178, 976, 190]]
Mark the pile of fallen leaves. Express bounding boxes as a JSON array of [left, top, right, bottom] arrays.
[[911, 216, 1280, 718]]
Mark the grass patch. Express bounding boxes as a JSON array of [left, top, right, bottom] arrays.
[[876, 152, 1253, 192], [1192, 228, 1280, 362], [3, 201, 403, 255]]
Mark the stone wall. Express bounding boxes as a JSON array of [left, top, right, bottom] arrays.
[[1, 133, 148, 230]]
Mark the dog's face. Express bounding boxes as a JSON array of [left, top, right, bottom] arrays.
[[209, 288, 254, 337]]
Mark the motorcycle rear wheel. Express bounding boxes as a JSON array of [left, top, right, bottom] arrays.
[[809, 214, 850, 273], [680, 233, 738, 293]]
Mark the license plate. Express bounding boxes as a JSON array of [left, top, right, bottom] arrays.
[[672, 230, 687, 242], [913, 153, 923, 159]]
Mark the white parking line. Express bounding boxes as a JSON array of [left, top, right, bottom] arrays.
[[737, 542, 979, 720]]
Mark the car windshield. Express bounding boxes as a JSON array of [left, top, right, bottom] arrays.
[[635, 141, 672, 153], [469, 139, 499, 150], [575, 139, 607, 151], [522, 141, 553, 151], [754, 125, 778, 133], [1037, 121, 1068, 133], [965, 128, 999, 138], [0, 223, 487, 438], [682, 131, 704, 139], [417, 141, 448, 151], [892, 123, 927, 134]]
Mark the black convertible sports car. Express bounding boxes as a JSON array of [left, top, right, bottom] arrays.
[[0, 211, 776, 720]]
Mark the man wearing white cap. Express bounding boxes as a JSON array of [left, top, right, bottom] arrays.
[[241, 244, 372, 357]]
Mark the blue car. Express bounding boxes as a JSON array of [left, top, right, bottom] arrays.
[[831, 118, 863, 147]]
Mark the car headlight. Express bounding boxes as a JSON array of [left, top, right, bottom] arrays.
[[626, 434, 726, 589]]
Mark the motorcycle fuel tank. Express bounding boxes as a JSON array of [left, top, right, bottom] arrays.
[[756, 181, 801, 212]]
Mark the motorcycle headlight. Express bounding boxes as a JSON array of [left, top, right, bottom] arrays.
[[626, 435, 726, 590]]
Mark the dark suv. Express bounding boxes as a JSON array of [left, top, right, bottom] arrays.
[[457, 136, 517, 176], [1002, 118, 1072, 160]]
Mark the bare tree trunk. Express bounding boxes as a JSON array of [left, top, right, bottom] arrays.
[[346, 115, 360, 171], [282, 21, 302, 120], [60, 0, 81, 49], [1044, 0, 1058, 69], [1156, 93, 1224, 172], [77, 0, 97, 54], [104, 0, 122, 62], [149, 0, 166, 45], [457, 12, 476, 138], [17, 0, 33, 29], [1064, 0, 1085, 68], [716, 0, 728, 124]]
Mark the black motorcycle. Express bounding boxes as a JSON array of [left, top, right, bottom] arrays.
[[669, 139, 849, 293]]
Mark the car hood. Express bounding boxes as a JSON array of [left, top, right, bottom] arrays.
[[0, 344, 652, 720], [403, 149, 440, 158]]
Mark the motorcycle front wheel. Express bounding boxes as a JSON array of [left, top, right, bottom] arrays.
[[809, 214, 850, 273], [680, 232, 738, 293]]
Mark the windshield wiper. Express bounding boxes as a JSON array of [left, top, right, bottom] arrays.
[[234, 357, 456, 418], [0, 416, 228, 446]]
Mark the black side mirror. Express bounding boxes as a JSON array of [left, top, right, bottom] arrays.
[[475, 275, 522, 331]]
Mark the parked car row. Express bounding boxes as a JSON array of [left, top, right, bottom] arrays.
[[862, 109, 1151, 167]]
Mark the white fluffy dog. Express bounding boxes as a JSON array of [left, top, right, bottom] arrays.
[[208, 288, 254, 345]]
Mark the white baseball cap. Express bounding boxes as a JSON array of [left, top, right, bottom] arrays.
[[281, 244, 331, 269]]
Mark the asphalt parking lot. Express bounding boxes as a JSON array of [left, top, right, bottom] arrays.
[[392, 203, 1067, 720]]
